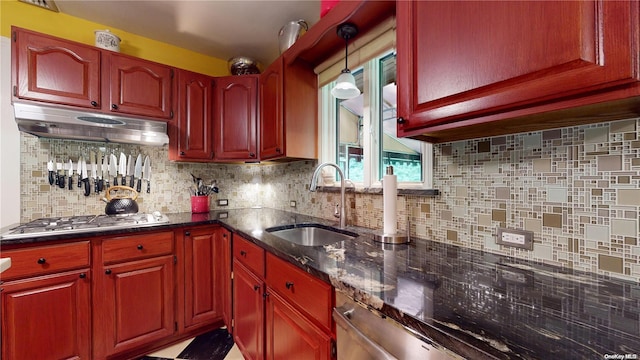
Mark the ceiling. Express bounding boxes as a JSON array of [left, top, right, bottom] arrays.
[[55, 0, 321, 67]]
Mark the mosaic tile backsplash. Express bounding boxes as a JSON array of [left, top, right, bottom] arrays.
[[19, 117, 640, 282]]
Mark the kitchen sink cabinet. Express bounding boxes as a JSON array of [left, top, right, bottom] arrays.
[[93, 231, 176, 359], [396, 0, 640, 142], [233, 259, 265, 360], [12, 26, 101, 109], [213, 75, 259, 162], [259, 57, 317, 161], [169, 70, 215, 161]]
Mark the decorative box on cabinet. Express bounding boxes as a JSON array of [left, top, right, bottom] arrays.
[[396, 0, 640, 143]]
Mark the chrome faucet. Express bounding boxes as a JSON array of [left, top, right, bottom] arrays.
[[309, 162, 347, 228]]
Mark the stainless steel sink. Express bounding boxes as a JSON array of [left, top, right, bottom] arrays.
[[266, 224, 357, 246]]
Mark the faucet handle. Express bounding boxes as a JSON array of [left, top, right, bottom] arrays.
[[334, 203, 340, 218]]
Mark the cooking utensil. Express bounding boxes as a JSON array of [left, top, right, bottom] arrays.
[[68, 159, 73, 190], [77, 157, 84, 188], [90, 151, 97, 193], [279, 19, 308, 54], [56, 160, 63, 187], [142, 155, 151, 193], [134, 154, 142, 193], [119, 152, 127, 186], [109, 154, 118, 186], [103, 185, 139, 215], [47, 158, 55, 185], [81, 157, 90, 196], [96, 151, 103, 193], [102, 152, 109, 189], [228, 56, 260, 75]]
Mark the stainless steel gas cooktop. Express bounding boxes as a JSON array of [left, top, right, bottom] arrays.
[[1, 212, 170, 240]]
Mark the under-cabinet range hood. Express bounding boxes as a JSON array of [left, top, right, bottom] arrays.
[[13, 103, 169, 146]]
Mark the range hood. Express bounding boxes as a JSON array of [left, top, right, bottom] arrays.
[[13, 103, 169, 146]]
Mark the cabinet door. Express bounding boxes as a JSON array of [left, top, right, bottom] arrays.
[[96, 255, 175, 357], [259, 58, 284, 160], [266, 290, 332, 360], [397, 0, 639, 135], [218, 228, 233, 332], [214, 76, 258, 161], [172, 70, 214, 161], [184, 227, 220, 329], [12, 27, 101, 109], [108, 53, 174, 119], [233, 260, 264, 360], [1, 270, 91, 360]]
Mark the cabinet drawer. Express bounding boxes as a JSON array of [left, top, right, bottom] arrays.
[[1, 241, 90, 281], [233, 235, 264, 277], [102, 231, 173, 264], [266, 253, 332, 331]]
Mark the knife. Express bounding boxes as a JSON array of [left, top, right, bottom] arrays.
[[81, 157, 90, 196], [97, 151, 104, 192], [134, 154, 143, 192], [90, 151, 97, 193], [119, 152, 127, 187], [127, 154, 134, 188], [58, 160, 65, 189], [47, 158, 55, 185], [77, 157, 84, 188], [68, 159, 73, 190], [103, 153, 110, 189], [142, 155, 151, 193], [55, 160, 62, 187], [109, 154, 118, 186]]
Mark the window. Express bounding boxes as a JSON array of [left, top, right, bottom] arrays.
[[319, 51, 433, 189]]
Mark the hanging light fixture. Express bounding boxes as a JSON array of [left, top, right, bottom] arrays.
[[331, 23, 360, 99]]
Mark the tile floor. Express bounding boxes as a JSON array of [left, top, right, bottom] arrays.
[[139, 328, 242, 360]]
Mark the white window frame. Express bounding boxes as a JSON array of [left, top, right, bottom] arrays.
[[318, 51, 433, 190]]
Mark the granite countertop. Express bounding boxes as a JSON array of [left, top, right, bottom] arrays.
[[2, 208, 639, 359]]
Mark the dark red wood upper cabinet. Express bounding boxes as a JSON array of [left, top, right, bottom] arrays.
[[397, 0, 640, 141], [213, 75, 258, 161], [170, 70, 214, 161], [260, 58, 284, 161], [12, 27, 101, 109], [107, 52, 174, 119]]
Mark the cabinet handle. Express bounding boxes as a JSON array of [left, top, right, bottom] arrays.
[[105, 269, 112, 275], [263, 292, 270, 299], [249, 152, 256, 158], [79, 273, 87, 279], [37, 258, 46, 264], [185, 231, 191, 236], [137, 244, 143, 250], [397, 117, 406, 124], [90, 101, 98, 107], [254, 285, 260, 291], [240, 250, 247, 257], [285, 281, 294, 290], [111, 104, 119, 110]]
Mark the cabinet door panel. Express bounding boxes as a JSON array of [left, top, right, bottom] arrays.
[[14, 28, 101, 109], [266, 290, 331, 360], [218, 229, 232, 332], [233, 260, 264, 360], [214, 76, 258, 161], [397, 0, 639, 133], [98, 256, 174, 357], [260, 59, 284, 160], [109, 53, 173, 119], [175, 70, 214, 160], [1, 270, 91, 360], [184, 228, 219, 328]]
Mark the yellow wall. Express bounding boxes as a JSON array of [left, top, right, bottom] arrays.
[[0, 0, 229, 76]]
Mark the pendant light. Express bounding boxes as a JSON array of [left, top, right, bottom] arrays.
[[331, 23, 360, 100]]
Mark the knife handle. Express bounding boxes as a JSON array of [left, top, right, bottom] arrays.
[[69, 176, 73, 190], [147, 180, 151, 194], [114, 177, 118, 186], [95, 179, 99, 193], [136, 179, 142, 193], [59, 175, 65, 189], [129, 176, 135, 188], [97, 179, 104, 192], [78, 176, 82, 188], [83, 179, 91, 197], [55, 173, 59, 186], [48, 171, 55, 186]]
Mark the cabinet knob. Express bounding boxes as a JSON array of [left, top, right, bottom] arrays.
[[240, 250, 247, 257], [397, 117, 406, 124], [285, 281, 294, 290], [90, 101, 98, 107], [223, 233, 227, 238], [105, 269, 112, 275], [37, 258, 46, 264], [249, 152, 256, 158], [179, 151, 186, 156], [253, 284, 261, 291], [185, 231, 191, 236], [276, 148, 281, 153], [137, 244, 143, 250], [79, 273, 87, 279], [111, 104, 119, 110]]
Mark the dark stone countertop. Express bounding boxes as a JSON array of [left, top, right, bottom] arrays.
[[2, 208, 639, 359]]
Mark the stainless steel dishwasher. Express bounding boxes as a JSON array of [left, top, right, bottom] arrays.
[[333, 294, 455, 359]]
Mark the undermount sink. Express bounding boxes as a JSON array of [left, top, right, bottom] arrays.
[[266, 223, 358, 247]]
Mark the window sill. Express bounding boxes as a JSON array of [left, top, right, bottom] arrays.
[[314, 186, 439, 197]]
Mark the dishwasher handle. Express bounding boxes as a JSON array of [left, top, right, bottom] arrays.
[[333, 306, 398, 360]]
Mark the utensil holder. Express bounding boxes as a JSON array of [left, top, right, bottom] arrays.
[[191, 195, 210, 213]]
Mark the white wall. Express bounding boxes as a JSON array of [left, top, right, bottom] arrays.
[[1, 36, 22, 227]]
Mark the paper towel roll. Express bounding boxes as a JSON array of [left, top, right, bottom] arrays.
[[383, 168, 397, 234]]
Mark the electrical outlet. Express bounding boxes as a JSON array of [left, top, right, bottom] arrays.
[[496, 228, 534, 250], [217, 199, 228, 206], [290, 200, 297, 208]]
